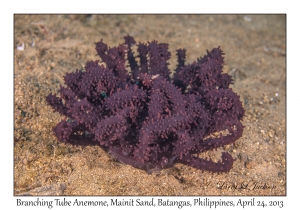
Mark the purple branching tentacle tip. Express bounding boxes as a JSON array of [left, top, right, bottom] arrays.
[[46, 36, 245, 174]]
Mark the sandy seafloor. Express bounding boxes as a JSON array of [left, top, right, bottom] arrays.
[[14, 15, 286, 196]]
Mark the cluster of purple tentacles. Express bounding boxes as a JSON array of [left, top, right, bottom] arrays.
[[46, 35, 245, 173]]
